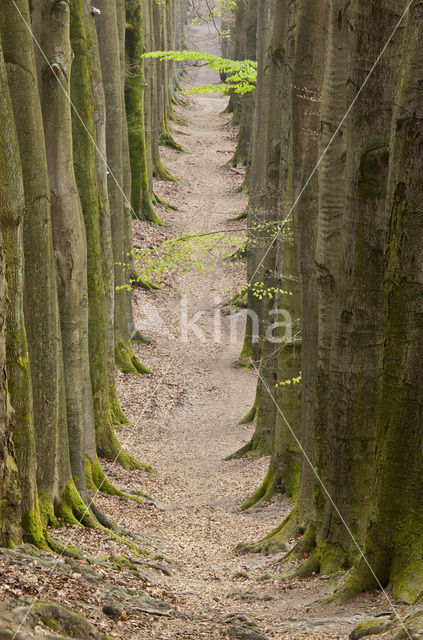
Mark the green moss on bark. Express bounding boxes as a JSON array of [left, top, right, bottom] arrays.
[[115, 342, 152, 375], [22, 506, 49, 550], [56, 480, 97, 528], [109, 385, 130, 426], [241, 465, 279, 511]]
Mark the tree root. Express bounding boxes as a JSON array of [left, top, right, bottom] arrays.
[[230, 210, 248, 221], [236, 504, 307, 555], [350, 603, 423, 640], [131, 328, 153, 345], [153, 158, 179, 182], [227, 150, 248, 169], [222, 288, 248, 315], [235, 323, 257, 369], [240, 465, 279, 511], [237, 180, 249, 196], [225, 433, 270, 461], [55, 480, 98, 528], [281, 536, 347, 580], [225, 246, 246, 263], [109, 385, 130, 426], [160, 131, 185, 152], [238, 401, 256, 425], [238, 376, 259, 425], [222, 96, 234, 114], [93, 408, 153, 469], [131, 276, 161, 291], [115, 342, 152, 376], [139, 198, 165, 226], [153, 191, 178, 211]]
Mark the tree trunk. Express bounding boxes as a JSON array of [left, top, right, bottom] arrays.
[[70, 0, 143, 471], [125, 0, 163, 224], [32, 0, 97, 522], [0, 0, 72, 538], [96, 0, 147, 376], [341, 0, 423, 604], [290, 0, 405, 576], [0, 47, 28, 548]]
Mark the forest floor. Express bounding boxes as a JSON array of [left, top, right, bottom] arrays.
[[0, 20, 390, 640]]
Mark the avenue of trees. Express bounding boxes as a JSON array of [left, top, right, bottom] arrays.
[[228, 0, 423, 610], [0, 0, 186, 551], [1, 0, 423, 634]]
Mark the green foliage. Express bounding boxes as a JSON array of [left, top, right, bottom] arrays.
[[143, 50, 257, 95], [242, 282, 293, 301], [276, 373, 302, 388], [134, 230, 246, 287]]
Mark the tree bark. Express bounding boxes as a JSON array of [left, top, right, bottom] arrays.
[[32, 0, 97, 520], [0, 0, 72, 538]]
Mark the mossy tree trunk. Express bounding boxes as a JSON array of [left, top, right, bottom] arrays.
[[288, 0, 406, 576], [0, 46, 32, 548], [32, 0, 96, 505], [229, 0, 257, 184], [240, 0, 303, 512], [70, 0, 143, 471], [339, 0, 423, 604], [234, 0, 287, 460], [125, 0, 163, 224], [86, 0, 125, 425], [259, 0, 328, 554], [0, 0, 72, 539], [96, 0, 147, 377]]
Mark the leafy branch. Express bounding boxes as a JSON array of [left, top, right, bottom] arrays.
[[143, 50, 257, 95]]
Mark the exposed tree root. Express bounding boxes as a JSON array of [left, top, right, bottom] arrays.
[[131, 276, 161, 291], [235, 323, 257, 369], [139, 198, 165, 226], [171, 96, 188, 112], [230, 210, 248, 221], [160, 130, 185, 152], [229, 110, 241, 126], [237, 180, 249, 196], [93, 410, 152, 470], [46, 534, 86, 559], [223, 288, 248, 315], [225, 245, 246, 263], [153, 191, 178, 211], [227, 150, 248, 169], [281, 536, 348, 581], [222, 95, 234, 114], [241, 506, 308, 555], [225, 432, 270, 461], [109, 385, 130, 426], [54, 480, 98, 529], [241, 465, 279, 511], [238, 400, 257, 425], [350, 601, 423, 640], [115, 342, 152, 376], [153, 157, 179, 182], [131, 328, 153, 345]]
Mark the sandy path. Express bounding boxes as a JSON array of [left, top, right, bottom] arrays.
[[100, 21, 387, 640]]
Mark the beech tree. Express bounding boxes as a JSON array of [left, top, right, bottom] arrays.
[[237, 0, 423, 615], [0, 0, 187, 546]]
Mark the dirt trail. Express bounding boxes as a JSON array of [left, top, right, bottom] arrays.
[[101, 21, 386, 640]]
